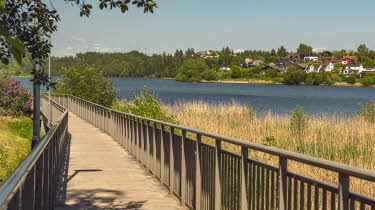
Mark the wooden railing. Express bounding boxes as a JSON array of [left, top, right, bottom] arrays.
[[51, 94, 375, 210], [0, 95, 69, 210]]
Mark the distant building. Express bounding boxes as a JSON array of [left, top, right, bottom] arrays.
[[341, 58, 354, 65], [234, 49, 245, 54], [304, 56, 319, 62], [324, 62, 335, 72], [219, 66, 231, 72], [244, 58, 264, 67], [289, 53, 301, 62], [305, 62, 335, 73], [342, 56, 358, 62], [197, 50, 219, 59], [343, 64, 374, 76], [319, 51, 333, 61]]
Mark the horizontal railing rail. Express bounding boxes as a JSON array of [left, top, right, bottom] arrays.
[[0, 96, 69, 210], [51, 93, 375, 210]]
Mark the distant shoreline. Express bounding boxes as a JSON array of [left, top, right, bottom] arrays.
[[9, 75, 374, 87]]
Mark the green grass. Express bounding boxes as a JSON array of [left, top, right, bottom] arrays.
[[0, 117, 32, 184]]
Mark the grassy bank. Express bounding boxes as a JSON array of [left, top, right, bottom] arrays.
[[0, 117, 32, 184], [163, 101, 375, 198]]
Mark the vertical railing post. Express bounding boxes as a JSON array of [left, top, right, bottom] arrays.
[[160, 125, 165, 184], [241, 146, 249, 210], [153, 122, 157, 176], [146, 120, 150, 170], [195, 134, 202, 210], [169, 127, 175, 194], [215, 139, 222, 210], [339, 173, 349, 210], [121, 114, 125, 147], [23, 166, 36, 210], [181, 130, 187, 206], [135, 118, 139, 160], [126, 116, 130, 151], [279, 156, 287, 210], [35, 154, 44, 210], [140, 119, 145, 165]]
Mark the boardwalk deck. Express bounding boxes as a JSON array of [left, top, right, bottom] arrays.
[[55, 113, 186, 210]]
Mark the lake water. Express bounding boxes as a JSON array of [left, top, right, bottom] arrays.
[[15, 77, 375, 115]]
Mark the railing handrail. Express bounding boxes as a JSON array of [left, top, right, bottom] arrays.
[[52, 93, 375, 182], [0, 97, 68, 207]]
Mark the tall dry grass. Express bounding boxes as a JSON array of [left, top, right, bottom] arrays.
[[164, 100, 375, 198]]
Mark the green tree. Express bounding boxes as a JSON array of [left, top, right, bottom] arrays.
[[361, 75, 375, 87], [175, 58, 207, 82], [270, 48, 277, 56], [231, 65, 246, 78], [357, 44, 369, 63], [265, 69, 278, 78], [283, 66, 307, 85], [201, 69, 218, 81], [297, 43, 313, 56], [277, 46, 288, 57], [363, 59, 375, 67], [334, 62, 344, 71], [54, 62, 117, 107]]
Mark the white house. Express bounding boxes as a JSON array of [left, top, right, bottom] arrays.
[[234, 49, 245, 54], [363, 66, 375, 74], [304, 56, 319, 62], [306, 64, 322, 73], [219, 66, 231, 72], [323, 62, 335, 72], [343, 65, 370, 76]]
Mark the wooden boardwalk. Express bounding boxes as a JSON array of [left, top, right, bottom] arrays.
[[55, 113, 186, 210]]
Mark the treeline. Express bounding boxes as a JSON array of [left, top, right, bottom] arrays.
[[49, 47, 275, 77]]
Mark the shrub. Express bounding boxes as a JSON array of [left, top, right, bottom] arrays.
[[283, 67, 307, 85], [358, 100, 375, 123], [112, 86, 178, 124], [290, 105, 309, 145], [345, 75, 356, 84], [201, 69, 218, 81], [361, 75, 375, 87], [54, 62, 117, 107], [265, 69, 278, 78], [0, 75, 32, 116]]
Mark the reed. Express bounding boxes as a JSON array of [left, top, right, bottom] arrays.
[[164, 100, 375, 198]]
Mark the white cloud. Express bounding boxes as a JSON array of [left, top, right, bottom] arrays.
[[55, 36, 126, 56], [312, 48, 327, 53]]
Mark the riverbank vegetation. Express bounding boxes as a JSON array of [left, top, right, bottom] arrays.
[[0, 117, 32, 184], [0, 75, 33, 184], [164, 100, 375, 198]]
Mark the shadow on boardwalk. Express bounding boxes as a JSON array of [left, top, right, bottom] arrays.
[[55, 188, 147, 209]]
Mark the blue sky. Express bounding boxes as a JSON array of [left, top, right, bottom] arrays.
[[52, 0, 375, 56]]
